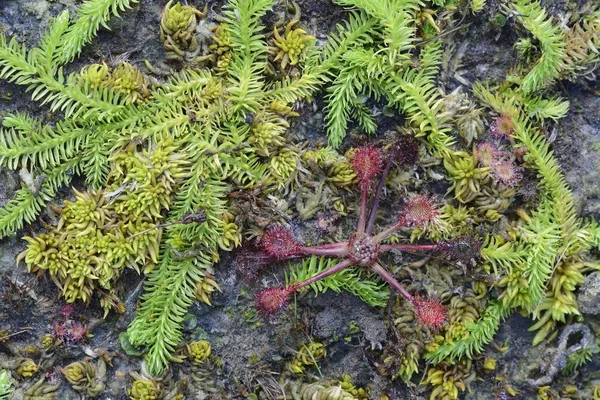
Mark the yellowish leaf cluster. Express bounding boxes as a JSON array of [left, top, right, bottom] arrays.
[[423, 360, 472, 400], [186, 340, 212, 365], [61, 359, 106, 397], [443, 151, 490, 203], [18, 140, 186, 316], [270, 21, 315, 69], [287, 341, 327, 374], [160, 0, 207, 62], [78, 62, 150, 104]]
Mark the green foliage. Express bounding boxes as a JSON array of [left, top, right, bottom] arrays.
[[286, 341, 327, 374], [0, 0, 293, 374], [480, 235, 525, 275], [0, 113, 87, 171], [160, 0, 206, 62], [563, 345, 600, 375], [494, 87, 569, 122], [221, 0, 273, 113], [322, 37, 450, 151], [334, 0, 418, 64], [472, 82, 569, 122], [270, 21, 316, 70], [471, 0, 487, 14], [58, 0, 138, 65], [443, 150, 490, 203], [508, 0, 566, 93], [128, 248, 197, 373], [16, 141, 183, 315], [519, 204, 562, 307], [426, 301, 510, 363], [392, 42, 454, 155], [0, 159, 80, 239], [429, 81, 595, 363], [0, 8, 132, 121], [265, 11, 377, 105], [0, 370, 12, 400], [289, 0, 451, 152], [286, 256, 390, 307], [324, 66, 366, 148], [2, 0, 599, 380], [518, 93, 569, 121]]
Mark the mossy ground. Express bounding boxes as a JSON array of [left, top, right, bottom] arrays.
[[0, 0, 599, 398]]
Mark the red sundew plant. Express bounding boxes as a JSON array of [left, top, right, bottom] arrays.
[[60, 304, 74, 319], [490, 114, 516, 138], [69, 323, 86, 341], [473, 141, 522, 188], [474, 142, 502, 167], [253, 143, 482, 329], [52, 305, 89, 343], [53, 321, 87, 342], [315, 212, 339, 234], [490, 159, 523, 188]]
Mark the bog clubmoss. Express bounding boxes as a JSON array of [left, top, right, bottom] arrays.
[[0, 1, 598, 398]]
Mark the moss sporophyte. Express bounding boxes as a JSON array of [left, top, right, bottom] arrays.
[[254, 143, 482, 329]]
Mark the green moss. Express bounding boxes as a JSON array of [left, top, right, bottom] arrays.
[[0, 370, 12, 400], [17, 141, 183, 316], [0, 0, 599, 386], [61, 359, 106, 397]]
